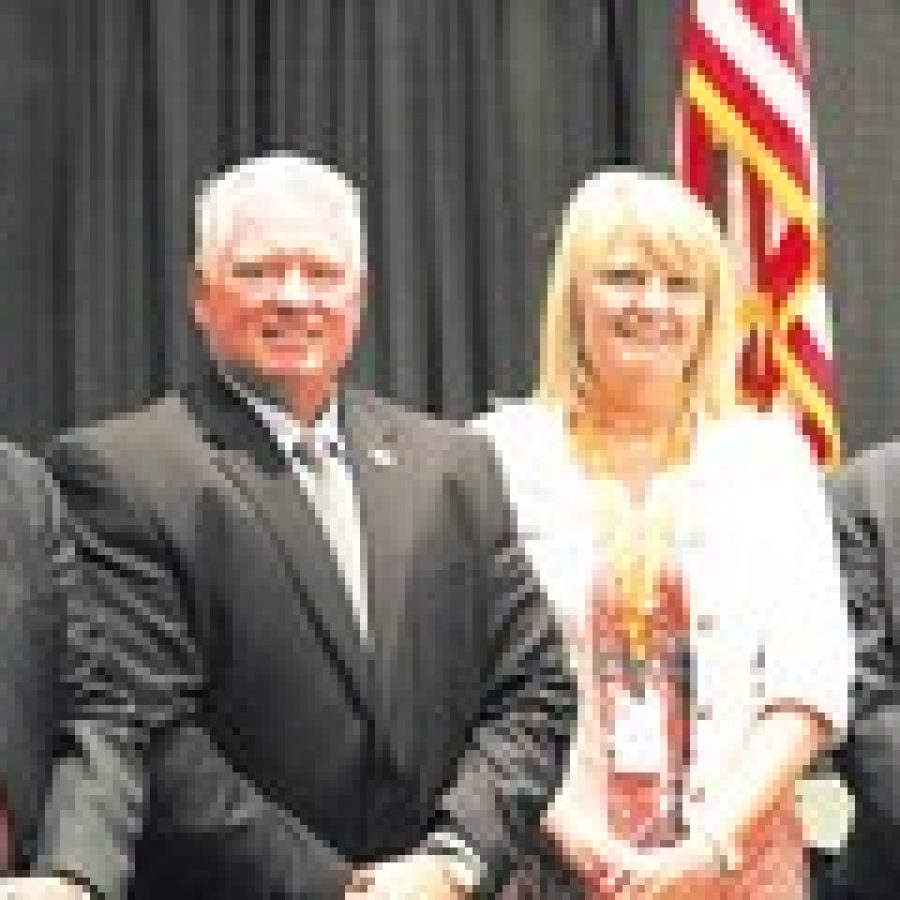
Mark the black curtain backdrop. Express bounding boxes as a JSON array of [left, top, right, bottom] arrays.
[[6, 0, 900, 456], [2, 0, 637, 448]]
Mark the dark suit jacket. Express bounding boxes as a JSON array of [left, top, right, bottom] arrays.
[[830, 446, 900, 899], [37, 362, 575, 899], [0, 443, 67, 870]]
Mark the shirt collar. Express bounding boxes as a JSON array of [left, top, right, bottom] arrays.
[[225, 373, 345, 466]]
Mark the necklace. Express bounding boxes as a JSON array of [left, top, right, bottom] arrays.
[[567, 405, 694, 662]]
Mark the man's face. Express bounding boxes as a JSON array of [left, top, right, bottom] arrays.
[[194, 190, 364, 401]]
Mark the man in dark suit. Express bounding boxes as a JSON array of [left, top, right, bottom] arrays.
[[34, 154, 575, 900], [826, 446, 900, 899]]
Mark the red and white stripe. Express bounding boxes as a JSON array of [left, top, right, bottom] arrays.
[[676, 0, 839, 466]]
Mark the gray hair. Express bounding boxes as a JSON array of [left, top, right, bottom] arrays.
[[195, 153, 365, 277]]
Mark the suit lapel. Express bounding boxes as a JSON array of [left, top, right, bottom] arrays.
[[185, 362, 373, 719]]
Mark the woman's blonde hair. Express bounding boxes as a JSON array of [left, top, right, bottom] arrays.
[[537, 169, 739, 424]]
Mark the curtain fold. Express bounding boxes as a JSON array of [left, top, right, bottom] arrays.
[[2, 0, 632, 445]]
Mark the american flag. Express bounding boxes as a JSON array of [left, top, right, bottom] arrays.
[[676, 0, 839, 467]]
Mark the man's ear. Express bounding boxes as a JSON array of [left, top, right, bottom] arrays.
[[192, 268, 211, 328]]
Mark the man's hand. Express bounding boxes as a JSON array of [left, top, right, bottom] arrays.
[[344, 852, 469, 900], [0, 878, 91, 900]]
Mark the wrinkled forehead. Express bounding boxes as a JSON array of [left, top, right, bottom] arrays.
[[198, 165, 364, 274], [227, 198, 356, 267]]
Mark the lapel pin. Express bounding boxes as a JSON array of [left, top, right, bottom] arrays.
[[368, 444, 395, 468]]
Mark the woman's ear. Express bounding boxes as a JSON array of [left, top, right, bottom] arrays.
[[569, 278, 595, 384], [688, 283, 725, 417]]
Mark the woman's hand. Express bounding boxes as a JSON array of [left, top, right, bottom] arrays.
[[616, 839, 726, 900], [544, 804, 725, 900], [543, 784, 624, 892]]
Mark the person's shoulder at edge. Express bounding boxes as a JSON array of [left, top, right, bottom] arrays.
[[470, 397, 567, 460], [832, 432, 900, 492], [341, 388, 512, 497], [693, 406, 823, 482], [470, 397, 575, 486], [477, 401, 815, 464], [471, 396, 560, 433], [346, 386, 481, 448], [48, 392, 186, 454], [0, 438, 55, 493], [0, 439, 63, 539], [682, 409, 835, 553], [41, 392, 207, 527]]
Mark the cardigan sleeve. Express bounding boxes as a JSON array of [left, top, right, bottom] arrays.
[[728, 412, 852, 735]]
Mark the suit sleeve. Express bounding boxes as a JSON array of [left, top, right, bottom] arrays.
[[748, 421, 852, 735], [33, 436, 201, 899], [428, 433, 577, 897], [148, 724, 352, 898], [0, 445, 67, 869], [34, 437, 350, 899], [830, 457, 900, 835]]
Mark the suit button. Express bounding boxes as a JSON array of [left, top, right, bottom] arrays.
[[696, 704, 712, 721], [696, 614, 716, 632]]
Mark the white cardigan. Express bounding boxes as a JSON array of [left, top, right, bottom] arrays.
[[474, 401, 852, 797]]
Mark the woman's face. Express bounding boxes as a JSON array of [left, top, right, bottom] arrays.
[[573, 235, 710, 416]]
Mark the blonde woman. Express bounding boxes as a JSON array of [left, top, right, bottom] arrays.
[[477, 170, 851, 898]]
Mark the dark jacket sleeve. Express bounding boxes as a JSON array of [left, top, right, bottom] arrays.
[[33, 436, 201, 899], [830, 458, 900, 837], [34, 436, 350, 899], [429, 433, 577, 897], [0, 443, 67, 869], [147, 724, 352, 899]]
